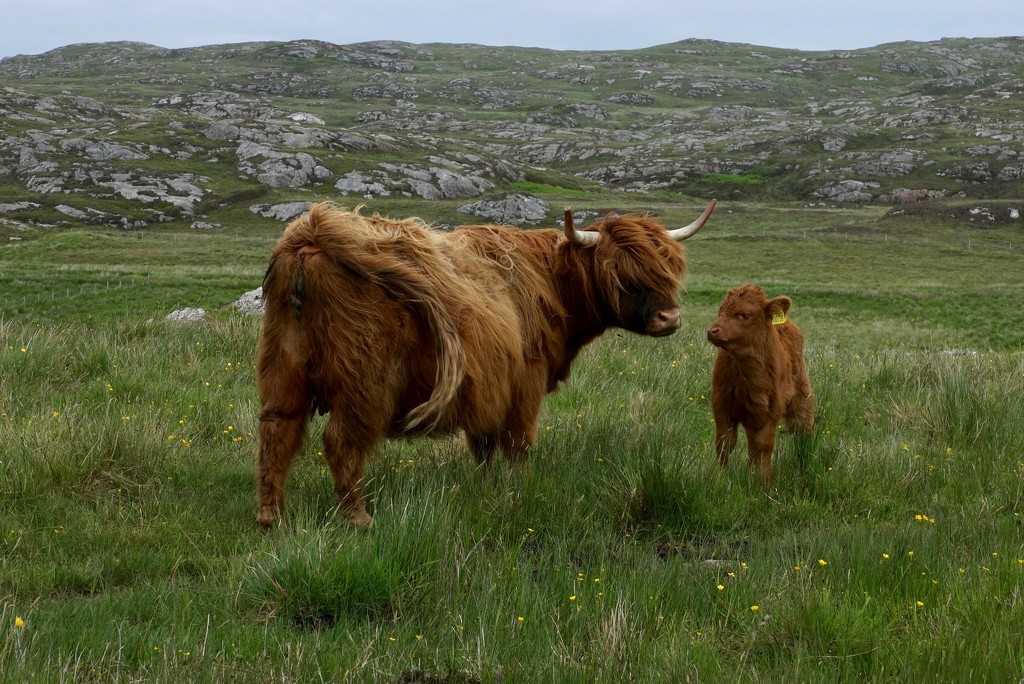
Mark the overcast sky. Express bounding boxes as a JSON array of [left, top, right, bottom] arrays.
[[3, 0, 1022, 59]]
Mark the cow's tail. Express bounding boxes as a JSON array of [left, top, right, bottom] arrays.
[[270, 203, 466, 433], [398, 293, 465, 433]]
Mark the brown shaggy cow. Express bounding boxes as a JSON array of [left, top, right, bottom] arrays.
[[256, 200, 716, 528], [706, 284, 814, 482]]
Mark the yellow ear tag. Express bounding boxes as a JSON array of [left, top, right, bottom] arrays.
[[771, 308, 788, 325]]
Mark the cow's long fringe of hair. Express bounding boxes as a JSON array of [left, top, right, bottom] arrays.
[[263, 203, 467, 431], [556, 213, 687, 318]]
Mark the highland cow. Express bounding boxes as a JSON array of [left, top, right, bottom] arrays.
[[706, 284, 814, 482], [256, 200, 716, 528]]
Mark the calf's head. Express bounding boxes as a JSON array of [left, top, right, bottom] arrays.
[[561, 200, 715, 337], [707, 284, 792, 351]]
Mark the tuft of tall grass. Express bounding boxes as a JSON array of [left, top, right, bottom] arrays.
[[242, 528, 403, 628]]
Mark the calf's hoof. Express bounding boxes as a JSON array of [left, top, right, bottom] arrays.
[[345, 507, 374, 529], [256, 506, 277, 531]]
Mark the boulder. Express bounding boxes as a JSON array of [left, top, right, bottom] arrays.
[[233, 287, 264, 315], [203, 121, 241, 141], [165, 307, 207, 323], [288, 112, 325, 125]]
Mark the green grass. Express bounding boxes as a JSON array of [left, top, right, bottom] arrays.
[[1, 202, 1023, 681]]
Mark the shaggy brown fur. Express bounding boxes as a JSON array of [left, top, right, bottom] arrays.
[[256, 202, 710, 528], [707, 284, 815, 483]]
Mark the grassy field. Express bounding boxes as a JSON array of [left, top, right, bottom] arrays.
[[1, 200, 1023, 682]]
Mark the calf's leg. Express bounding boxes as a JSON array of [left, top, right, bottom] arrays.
[[786, 392, 815, 435], [714, 418, 739, 470], [786, 363, 815, 433], [745, 422, 777, 484]]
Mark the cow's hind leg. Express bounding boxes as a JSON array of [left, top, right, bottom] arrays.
[[322, 414, 377, 528], [467, 433, 498, 466], [256, 407, 309, 529], [255, 338, 311, 529]]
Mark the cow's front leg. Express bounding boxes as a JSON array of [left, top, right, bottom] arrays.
[[499, 395, 542, 463], [467, 433, 498, 466], [499, 427, 536, 464]]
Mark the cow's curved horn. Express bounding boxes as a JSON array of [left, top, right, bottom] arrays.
[[666, 199, 717, 241], [564, 207, 600, 246]]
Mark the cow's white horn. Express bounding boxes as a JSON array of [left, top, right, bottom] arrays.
[[564, 207, 600, 246], [666, 199, 717, 241]]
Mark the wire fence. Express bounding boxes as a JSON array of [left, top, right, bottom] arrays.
[[739, 226, 1023, 256]]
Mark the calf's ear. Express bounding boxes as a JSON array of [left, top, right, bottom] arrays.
[[764, 296, 792, 322]]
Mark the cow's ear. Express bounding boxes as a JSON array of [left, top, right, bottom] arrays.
[[765, 296, 792, 323]]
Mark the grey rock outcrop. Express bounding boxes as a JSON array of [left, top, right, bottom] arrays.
[[840, 149, 923, 177], [811, 180, 879, 203], [249, 202, 312, 221], [457, 194, 549, 225], [235, 141, 331, 188], [0, 201, 41, 213], [154, 91, 283, 120], [334, 159, 497, 200], [59, 138, 148, 161], [335, 172, 392, 197], [877, 188, 951, 203]]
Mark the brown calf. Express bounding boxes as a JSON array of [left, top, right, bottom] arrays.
[[706, 284, 814, 482]]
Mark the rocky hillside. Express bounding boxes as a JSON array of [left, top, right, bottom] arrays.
[[1, 37, 1023, 231]]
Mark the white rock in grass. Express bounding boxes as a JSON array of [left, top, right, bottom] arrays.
[[233, 287, 264, 316], [165, 307, 207, 323]]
